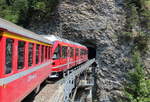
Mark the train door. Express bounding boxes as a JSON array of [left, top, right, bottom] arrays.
[[75, 48, 79, 65], [78, 49, 81, 64], [67, 47, 70, 69], [61, 46, 68, 70], [73, 48, 76, 66], [70, 47, 74, 67], [52, 45, 61, 71]]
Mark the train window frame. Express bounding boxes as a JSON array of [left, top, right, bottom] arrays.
[[62, 46, 67, 58], [82, 50, 84, 55], [80, 49, 82, 55], [17, 40, 25, 70], [85, 50, 87, 55], [36, 44, 40, 64], [70, 47, 74, 58], [28, 43, 34, 67], [76, 48, 78, 56], [45, 46, 48, 60], [82, 49, 84, 55], [52, 45, 60, 60], [48, 47, 51, 59], [80, 49, 82, 56], [41, 45, 44, 62], [5, 38, 14, 74], [79, 49, 81, 56], [84, 50, 85, 55]]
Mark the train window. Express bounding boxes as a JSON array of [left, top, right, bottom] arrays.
[[82, 49, 84, 55], [36, 44, 40, 64], [80, 49, 82, 55], [79, 49, 81, 55], [83, 50, 86, 55], [81, 49, 84, 55], [85, 50, 87, 55], [28, 43, 34, 67], [5, 38, 13, 74], [76, 48, 78, 56], [18, 41, 25, 70], [45, 46, 48, 60], [62, 46, 67, 58], [70, 47, 74, 57], [53, 45, 60, 60], [48, 47, 51, 59], [41, 45, 44, 62]]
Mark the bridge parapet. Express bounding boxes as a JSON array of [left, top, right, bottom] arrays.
[[51, 58, 95, 102], [63, 58, 95, 102]]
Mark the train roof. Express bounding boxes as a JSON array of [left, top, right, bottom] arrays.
[[0, 18, 53, 45], [42, 35, 87, 48]]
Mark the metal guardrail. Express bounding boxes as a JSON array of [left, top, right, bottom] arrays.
[[63, 58, 95, 102]]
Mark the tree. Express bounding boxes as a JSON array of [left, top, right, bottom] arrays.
[[124, 52, 150, 102], [0, 0, 59, 26]]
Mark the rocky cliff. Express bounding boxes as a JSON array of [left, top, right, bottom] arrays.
[[29, 0, 148, 102]]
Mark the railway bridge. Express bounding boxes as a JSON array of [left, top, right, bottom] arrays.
[[23, 58, 96, 102]]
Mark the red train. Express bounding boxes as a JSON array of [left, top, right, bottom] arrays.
[[0, 18, 88, 102], [43, 35, 88, 77]]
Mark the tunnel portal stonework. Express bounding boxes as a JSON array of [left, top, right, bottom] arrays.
[[29, 0, 134, 101]]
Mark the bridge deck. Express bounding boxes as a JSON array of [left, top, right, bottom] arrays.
[[32, 83, 63, 102]]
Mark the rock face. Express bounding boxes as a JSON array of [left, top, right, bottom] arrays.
[[29, 0, 134, 101]]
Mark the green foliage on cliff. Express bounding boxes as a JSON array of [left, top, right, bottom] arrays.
[[140, 0, 150, 30], [123, 1, 150, 101], [134, 35, 150, 52], [125, 0, 150, 31], [125, 3, 139, 31], [124, 52, 150, 102], [0, 0, 58, 26], [124, 0, 150, 53]]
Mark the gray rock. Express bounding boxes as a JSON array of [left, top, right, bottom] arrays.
[[28, 0, 137, 101]]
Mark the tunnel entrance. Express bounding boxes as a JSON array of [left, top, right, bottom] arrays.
[[81, 40, 96, 59], [87, 47, 96, 59]]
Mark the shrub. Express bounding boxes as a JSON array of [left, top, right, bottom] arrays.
[[134, 34, 150, 52], [124, 52, 150, 102]]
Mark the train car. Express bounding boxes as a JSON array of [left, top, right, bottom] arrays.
[[0, 18, 53, 102], [43, 35, 88, 77]]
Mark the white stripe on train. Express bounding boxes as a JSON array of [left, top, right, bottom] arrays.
[[52, 59, 84, 69], [0, 61, 52, 86], [0, 59, 86, 85]]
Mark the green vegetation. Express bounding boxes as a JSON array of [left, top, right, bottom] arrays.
[[122, 1, 150, 102], [124, 52, 150, 102], [123, 0, 150, 52], [0, 0, 59, 27], [140, 0, 150, 31], [125, 0, 150, 32]]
